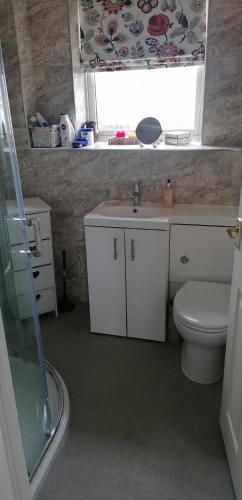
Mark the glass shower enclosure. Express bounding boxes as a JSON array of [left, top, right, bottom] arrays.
[[0, 47, 52, 477]]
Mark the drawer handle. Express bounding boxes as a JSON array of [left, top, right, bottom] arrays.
[[131, 239, 135, 261], [28, 217, 42, 257], [36, 293, 41, 301], [29, 245, 38, 257], [113, 238, 118, 260], [180, 255, 189, 264], [33, 271, 40, 279]]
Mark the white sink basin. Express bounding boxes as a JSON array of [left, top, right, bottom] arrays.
[[96, 204, 164, 219], [84, 202, 170, 230], [84, 202, 238, 230]]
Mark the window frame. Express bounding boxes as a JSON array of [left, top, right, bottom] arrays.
[[85, 65, 205, 142]]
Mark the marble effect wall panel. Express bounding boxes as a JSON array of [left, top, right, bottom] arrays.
[[2, 0, 242, 302], [68, 0, 87, 130], [0, 0, 29, 150], [202, 0, 242, 146], [3, 0, 242, 147], [25, 0, 75, 124], [18, 148, 242, 302], [13, 0, 36, 120]]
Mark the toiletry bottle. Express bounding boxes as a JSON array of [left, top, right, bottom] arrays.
[[36, 112, 49, 127], [60, 113, 75, 147], [85, 128, 94, 145], [163, 178, 175, 208], [79, 127, 94, 146], [29, 115, 40, 127]]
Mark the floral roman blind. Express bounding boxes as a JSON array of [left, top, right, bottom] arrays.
[[79, 0, 206, 71]]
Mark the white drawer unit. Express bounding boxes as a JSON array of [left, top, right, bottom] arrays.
[[8, 197, 57, 318]]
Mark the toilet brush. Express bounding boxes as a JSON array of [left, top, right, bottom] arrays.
[[58, 249, 74, 312]]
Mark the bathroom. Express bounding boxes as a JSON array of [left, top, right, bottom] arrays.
[[0, 0, 242, 498]]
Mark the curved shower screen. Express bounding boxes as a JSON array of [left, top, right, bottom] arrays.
[[0, 46, 52, 476]]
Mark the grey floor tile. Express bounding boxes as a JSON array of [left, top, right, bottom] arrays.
[[37, 305, 235, 500]]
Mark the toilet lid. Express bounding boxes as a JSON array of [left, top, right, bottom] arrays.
[[174, 281, 231, 332]]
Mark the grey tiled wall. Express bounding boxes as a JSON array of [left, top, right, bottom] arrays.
[[202, 0, 242, 146], [1, 0, 242, 301], [19, 147, 242, 301], [25, 0, 75, 125]]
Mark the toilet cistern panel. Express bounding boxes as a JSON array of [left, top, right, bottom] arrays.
[[169, 225, 235, 298]]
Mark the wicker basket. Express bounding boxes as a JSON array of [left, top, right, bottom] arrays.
[[30, 125, 60, 148]]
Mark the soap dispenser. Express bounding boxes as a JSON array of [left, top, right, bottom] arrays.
[[163, 178, 175, 208]]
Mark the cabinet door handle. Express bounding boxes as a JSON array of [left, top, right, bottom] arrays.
[[113, 238, 118, 260], [33, 271, 40, 279], [36, 293, 41, 301], [131, 239, 135, 261], [180, 255, 189, 264]]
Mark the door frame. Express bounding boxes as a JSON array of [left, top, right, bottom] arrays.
[[0, 307, 31, 500]]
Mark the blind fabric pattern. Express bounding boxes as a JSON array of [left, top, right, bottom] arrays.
[[79, 0, 206, 71]]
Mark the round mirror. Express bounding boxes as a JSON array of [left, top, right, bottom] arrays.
[[136, 117, 162, 145]]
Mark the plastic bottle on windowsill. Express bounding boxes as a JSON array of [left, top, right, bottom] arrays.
[[36, 112, 49, 127], [29, 115, 40, 127], [60, 113, 75, 147]]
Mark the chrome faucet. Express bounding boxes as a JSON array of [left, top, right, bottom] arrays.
[[131, 182, 141, 206]]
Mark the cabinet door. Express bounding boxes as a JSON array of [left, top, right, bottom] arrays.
[[125, 229, 169, 342], [85, 226, 126, 336]]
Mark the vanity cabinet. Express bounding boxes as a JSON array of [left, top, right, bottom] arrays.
[[85, 201, 238, 343], [85, 226, 169, 341]]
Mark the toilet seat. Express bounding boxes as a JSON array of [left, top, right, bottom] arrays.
[[175, 315, 227, 334], [174, 281, 231, 333], [173, 312, 227, 348], [173, 281, 231, 383]]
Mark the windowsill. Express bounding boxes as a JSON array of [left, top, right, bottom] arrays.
[[30, 141, 242, 152]]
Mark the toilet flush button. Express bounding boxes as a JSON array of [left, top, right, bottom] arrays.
[[180, 255, 189, 264]]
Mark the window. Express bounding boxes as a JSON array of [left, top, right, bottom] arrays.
[[85, 65, 204, 140]]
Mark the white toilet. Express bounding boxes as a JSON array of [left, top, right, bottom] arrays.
[[173, 281, 231, 384]]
